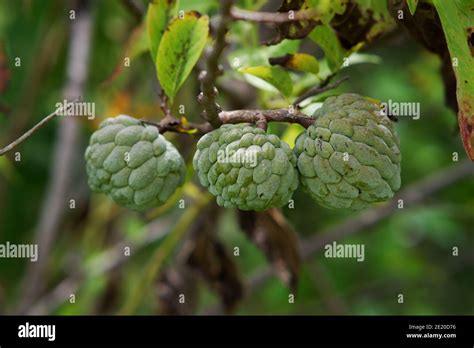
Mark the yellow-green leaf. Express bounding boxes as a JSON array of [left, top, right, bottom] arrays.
[[309, 25, 346, 72], [239, 66, 293, 97], [147, 0, 179, 63], [156, 12, 209, 103], [287, 53, 319, 74], [281, 123, 305, 148], [178, 116, 199, 134]]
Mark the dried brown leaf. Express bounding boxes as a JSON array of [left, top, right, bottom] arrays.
[[176, 205, 244, 312], [156, 266, 198, 315], [186, 233, 243, 312], [94, 270, 122, 314], [238, 208, 301, 291]]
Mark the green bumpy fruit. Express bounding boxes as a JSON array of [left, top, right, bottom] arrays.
[[193, 123, 298, 211], [85, 115, 186, 211], [294, 93, 401, 210]]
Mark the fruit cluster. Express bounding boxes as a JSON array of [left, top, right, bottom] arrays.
[[85, 94, 401, 211]]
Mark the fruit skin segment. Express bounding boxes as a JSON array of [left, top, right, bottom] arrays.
[[85, 115, 186, 211], [193, 123, 299, 211], [294, 93, 401, 210]]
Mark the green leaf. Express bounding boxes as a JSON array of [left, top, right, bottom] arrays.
[[147, 0, 179, 63], [433, 0, 474, 160], [306, 0, 347, 24], [344, 52, 381, 66], [281, 123, 305, 148], [407, 0, 419, 16], [287, 53, 319, 74], [179, 0, 219, 13], [228, 39, 300, 69], [239, 66, 293, 97], [309, 25, 346, 72], [267, 40, 301, 58], [156, 12, 209, 103]]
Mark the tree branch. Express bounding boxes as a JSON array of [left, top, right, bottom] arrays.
[[198, 0, 233, 128], [219, 108, 314, 128], [151, 108, 314, 136], [230, 7, 318, 23]]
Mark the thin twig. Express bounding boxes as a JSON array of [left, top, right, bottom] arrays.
[[198, 0, 233, 128], [159, 92, 172, 118], [293, 76, 349, 107], [204, 159, 474, 314], [2, 15, 69, 149], [230, 7, 318, 23], [0, 98, 80, 156], [158, 91, 180, 129]]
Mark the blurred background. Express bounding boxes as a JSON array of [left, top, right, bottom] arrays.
[[0, 0, 473, 315]]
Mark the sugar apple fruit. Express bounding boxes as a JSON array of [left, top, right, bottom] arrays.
[[294, 93, 401, 210], [85, 115, 186, 211], [193, 123, 298, 211]]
